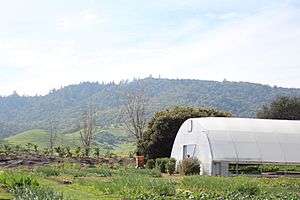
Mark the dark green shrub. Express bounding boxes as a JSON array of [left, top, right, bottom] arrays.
[[145, 159, 155, 169], [54, 146, 66, 157], [155, 158, 169, 173], [65, 146, 72, 157], [180, 158, 200, 175], [93, 147, 100, 158], [166, 158, 176, 175]]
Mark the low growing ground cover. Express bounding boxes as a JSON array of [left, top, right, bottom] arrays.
[[0, 164, 300, 199]]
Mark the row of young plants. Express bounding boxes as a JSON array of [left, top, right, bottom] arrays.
[[1, 161, 300, 199], [229, 164, 300, 174], [141, 158, 300, 199], [51, 163, 300, 199], [179, 175, 300, 199], [0, 142, 121, 158], [0, 170, 65, 200], [34, 162, 162, 178], [33, 164, 171, 199]]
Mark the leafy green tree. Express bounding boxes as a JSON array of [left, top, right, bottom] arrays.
[[33, 144, 39, 155], [4, 144, 12, 156], [257, 96, 300, 120], [75, 146, 82, 157], [65, 146, 72, 157], [54, 146, 66, 157], [26, 142, 33, 155], [140, 106, 231, 159], [15, 145, 21, 156], [43, 148, 51, 156], [93, 147, 100, 158]]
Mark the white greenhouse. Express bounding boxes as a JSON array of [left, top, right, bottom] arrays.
[[170, 117, 300, 176]]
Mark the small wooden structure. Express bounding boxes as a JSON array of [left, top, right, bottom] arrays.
[[135, 156, 144, 168]]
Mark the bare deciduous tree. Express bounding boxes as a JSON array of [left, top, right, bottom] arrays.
[[79, 106, 96, 157], [48, 119, 57, 156], [123, 89, 148, 147]]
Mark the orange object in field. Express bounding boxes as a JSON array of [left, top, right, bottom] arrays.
[[135, 156, 144, 168]]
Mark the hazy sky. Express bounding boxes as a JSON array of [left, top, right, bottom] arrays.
[[0, 0, 300, 96]]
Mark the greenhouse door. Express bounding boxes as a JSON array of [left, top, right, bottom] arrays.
[[214, 162, 221, 176], [183, 144, 196, 159]]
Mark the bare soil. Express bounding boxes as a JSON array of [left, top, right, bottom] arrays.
[[0, 155, 135, 169]]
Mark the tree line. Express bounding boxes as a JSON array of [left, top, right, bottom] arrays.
[[2, 78, 300, 138]]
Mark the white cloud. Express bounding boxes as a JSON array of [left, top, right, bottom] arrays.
[[205, 11, 248, 20], [0, 1, 300, 95], [57, 18, 74, 31], [56, 10, 107, 32], [80, 10, 97, 26]]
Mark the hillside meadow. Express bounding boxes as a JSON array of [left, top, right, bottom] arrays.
[[3, 127, 135, 157]]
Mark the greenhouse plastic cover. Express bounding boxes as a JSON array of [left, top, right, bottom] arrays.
[[197, 118, 300, 164]]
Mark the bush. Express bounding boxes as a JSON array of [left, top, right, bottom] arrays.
[[166, 158, 176, 175], [180, 158, 200, 175], [155, 158, 169, 173], [145, 159, 155, 169]]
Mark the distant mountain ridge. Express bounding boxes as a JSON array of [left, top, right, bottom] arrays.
[[1, 77, 300, 138]]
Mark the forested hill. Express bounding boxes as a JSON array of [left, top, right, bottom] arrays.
[[1, 77, 300, 138]]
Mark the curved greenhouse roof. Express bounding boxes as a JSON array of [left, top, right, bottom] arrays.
[[197, 117, 300, 164], [171, 117, 300, 175]]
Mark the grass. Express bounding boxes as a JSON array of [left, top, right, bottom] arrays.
[[78, 174, 176, 198], [4, 129, 53, 147], [116, 168, 162, 178], [4, 128, 134, 155], [36, 166, 61, 177], [0, 188, 14, 200], [37, 177, 110, 200], [1, 165, 300, 199], [180, 175, 300, 199], [13, 186, 65, 200], [112, 142, 135, 156], [85, 167, 112, 177], [5, 129, 82, 148]]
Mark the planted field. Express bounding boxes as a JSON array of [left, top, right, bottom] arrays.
[[0, 163, 299, 200]]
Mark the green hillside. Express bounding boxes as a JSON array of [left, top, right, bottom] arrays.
[[4, 127, 135, 155], [1, 77, 300, 139], [4, 129, 51, 147], [4, 129, 79, 148]]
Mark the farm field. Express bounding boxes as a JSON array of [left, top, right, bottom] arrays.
[[0, 163, 300, 200]]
